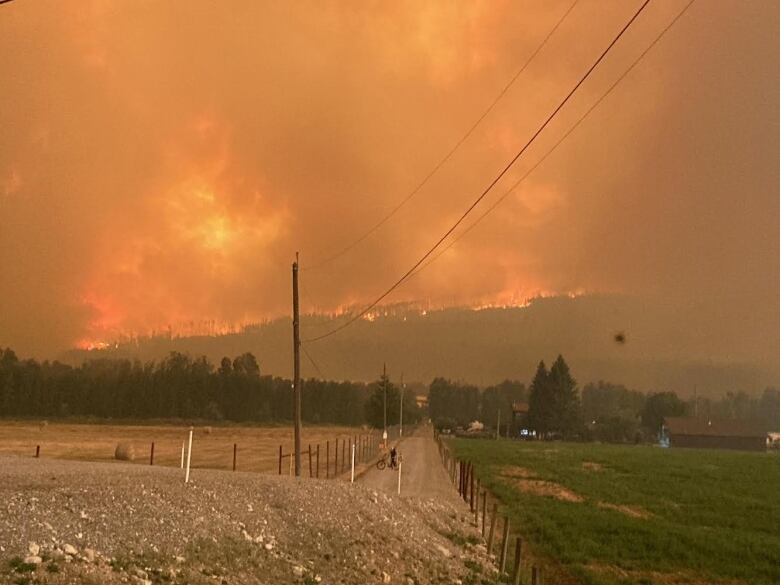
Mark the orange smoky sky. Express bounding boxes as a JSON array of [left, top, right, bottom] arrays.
[[0, 0, 778, 360]]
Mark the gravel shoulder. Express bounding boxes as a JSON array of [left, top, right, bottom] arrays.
[[0, 454, 495, 585]]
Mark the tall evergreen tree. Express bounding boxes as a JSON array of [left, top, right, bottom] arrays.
[[548, 354, 581, 437], [527, 360, 553, 437], [365, 371, 398, 429]]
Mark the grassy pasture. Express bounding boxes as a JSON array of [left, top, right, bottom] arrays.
[[0, 420, 372, 475], [453, 439, 780, 585]]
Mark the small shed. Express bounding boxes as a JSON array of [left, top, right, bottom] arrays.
[[665, 417, 769, 452]]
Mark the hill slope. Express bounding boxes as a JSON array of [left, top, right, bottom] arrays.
[[64, 295, 779, 396]]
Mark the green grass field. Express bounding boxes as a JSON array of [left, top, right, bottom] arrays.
[[453, 439, 780, 585]]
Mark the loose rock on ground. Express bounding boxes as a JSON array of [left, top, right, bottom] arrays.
[[0, 455, 494, 584]]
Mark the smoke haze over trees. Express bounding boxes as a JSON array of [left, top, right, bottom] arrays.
[[0, 347, 383, 426], [3, 347, 778, 442], [1, 2, 778, 383], [60, 299, 780, 396], [425, 355, 780, 441]]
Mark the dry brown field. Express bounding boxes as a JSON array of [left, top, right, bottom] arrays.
[[0, 421, 376, 475]]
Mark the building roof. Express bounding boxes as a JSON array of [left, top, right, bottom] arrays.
[[665, 417, 768, 438], [512, 402, 529, 414]]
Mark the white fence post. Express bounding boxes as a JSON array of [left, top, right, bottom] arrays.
[[397, 460, 402, 495], [350, 443, 356, 483], [184, 428, 193, 483]]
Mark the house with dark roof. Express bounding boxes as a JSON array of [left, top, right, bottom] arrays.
[[664, 417, 770, 452]]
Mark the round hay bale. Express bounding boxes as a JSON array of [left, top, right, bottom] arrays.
[[114, 443, 135, 461]]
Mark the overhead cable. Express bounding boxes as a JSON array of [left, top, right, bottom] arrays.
[[303, 0, 652, 343], [302, 0, 580, 271], [302, 345, 325, 379], [409, 0, 697, 279]]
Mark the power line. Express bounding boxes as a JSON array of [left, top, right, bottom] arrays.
[[303, 0, 652, 344], [409, 0, 696, 279], [301, 0, 580, 272], [302, 344, 325, 378]]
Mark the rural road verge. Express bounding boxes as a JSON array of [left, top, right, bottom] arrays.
[[0, 454, 492, 584], [360, 426, 468, 506]]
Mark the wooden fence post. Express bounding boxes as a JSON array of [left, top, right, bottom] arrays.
[[341, 438, 346, 473], [512, 537, 523, 585], [35, 445, 40, 458], [335, 438, 339, 475], [308, 444, 313, 478], [316, 444, 320, 478], [278, 445, 282, 475], [233, 443, 237, 472], [474, 489, 479, 526], [470, 467, 475, 510], [481, 491, 487, 536], [150, 442, 154, 466], [467, 463, 472, 503], [499, 516, 511, 573], [326, 441, 330, 479], [531, 566, 540, 585], [487, 503, 498, 554]]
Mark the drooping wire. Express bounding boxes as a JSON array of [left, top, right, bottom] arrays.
[[301, 0, 581, 272], [408, 0, 697, 279], [303, 0, 652, 343], [302, 344, 325, 379]]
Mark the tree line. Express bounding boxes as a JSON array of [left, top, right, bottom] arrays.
[[3, 346, 777, 441], [0, 348, 422, 427], [429, 355, 780, 442]]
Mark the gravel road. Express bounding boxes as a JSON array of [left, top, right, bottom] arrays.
[[0, 452, 494, 585], [359, 427, 463, 506]]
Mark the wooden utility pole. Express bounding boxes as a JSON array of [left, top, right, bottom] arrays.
[[399, 374, 404, 438], [292, 253, 302, 477], [383, 362, 387, 439]]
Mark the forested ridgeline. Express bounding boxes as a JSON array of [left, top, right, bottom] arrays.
[[0, 348, 384, 424]]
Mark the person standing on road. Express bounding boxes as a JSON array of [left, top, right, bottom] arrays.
[[389, 446, 398, 470]]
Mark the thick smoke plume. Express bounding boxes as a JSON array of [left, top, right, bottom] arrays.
[[1, 1, 778, 374]]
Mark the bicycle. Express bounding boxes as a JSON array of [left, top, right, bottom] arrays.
[[376, 453, 399, 470]]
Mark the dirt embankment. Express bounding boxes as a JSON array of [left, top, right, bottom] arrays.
[[0, 456, 493, 585]]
